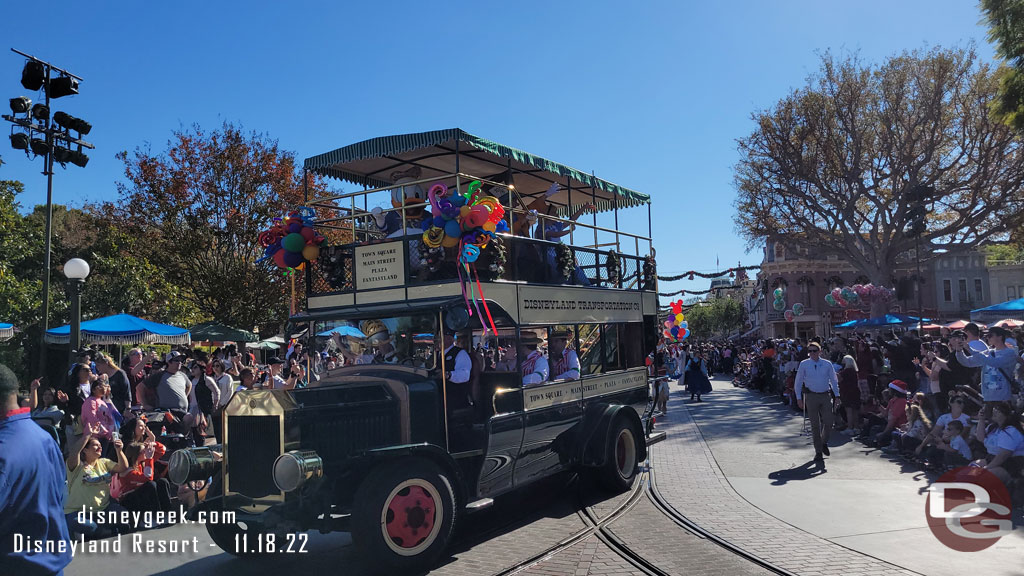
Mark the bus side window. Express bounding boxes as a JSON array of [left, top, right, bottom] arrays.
[[622, 322, 645, 368], [578, 324, 604, 376], [602, 323, 624, 372]]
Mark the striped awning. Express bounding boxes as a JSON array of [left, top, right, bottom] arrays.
[[303, 128, 650, 213]]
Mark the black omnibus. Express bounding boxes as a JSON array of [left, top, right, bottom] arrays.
[[172, 129, 663, 572]]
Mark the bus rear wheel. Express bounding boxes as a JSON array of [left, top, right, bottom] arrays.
[[352, 458, 456, 573], [598, 418, 639, 492]]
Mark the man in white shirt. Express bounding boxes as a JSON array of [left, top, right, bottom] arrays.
[[519, 332, 549, 387], [548, 328, 580, 381], [440, 332, 472, 384], [794, 341, 840, 463]]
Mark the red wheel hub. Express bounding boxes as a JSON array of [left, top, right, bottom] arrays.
[[385, 485, 436, 549]]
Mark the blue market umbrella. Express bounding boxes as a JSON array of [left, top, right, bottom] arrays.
[[971, 297, 1024, 323], [835, 314, 928, 329], [45, 314, 190, 345], [317, 325, 367, 338]]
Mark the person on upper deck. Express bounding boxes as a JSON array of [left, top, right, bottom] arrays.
[[531, 184, 596, 285]]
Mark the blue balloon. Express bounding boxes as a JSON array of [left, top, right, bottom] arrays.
[[495, 220, 509, 233], [444, 219, 462, 238], [420, 219, 432, 231], [450, 194, 467, 207], [670, 326, 679, 336], [265, 244, 280, 255], [433, 216, 446, 228]]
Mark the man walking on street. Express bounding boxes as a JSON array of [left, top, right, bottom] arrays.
[[795, 341, 840, 463]]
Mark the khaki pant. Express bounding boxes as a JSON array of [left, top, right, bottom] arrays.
[[805, 391, 834, 455]]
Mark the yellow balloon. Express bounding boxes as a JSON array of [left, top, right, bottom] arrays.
[[483, 221, 496, 233], [301, 245, 320, 261], [422, 228, 444, 248], [675, 313, 684, 323], [441, 234, 460, 248], [459, 205, 471, 218]]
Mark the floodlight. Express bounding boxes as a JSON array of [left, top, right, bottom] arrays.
[[10, 133, 30, 150], [29, 137, 50, 156], [52, 146, 72, 164], [31, 103, 49, 121], [53, 111, 91, 135], [9, 97, 31, 114], [21, 61, 45, 91], [67, 149, 89, 167], [47, 76, 78, 98]]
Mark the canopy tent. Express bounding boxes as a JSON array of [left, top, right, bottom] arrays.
[[246, 340, 281, 350], [303, 128, 651, 215], [971, 297, 1024, 323], [944, 319, 985, 330], [316, 325, 367, 338], [188, 321, 258, 343], [992, 318, 1024, 328], [0, 323, 14, 342], [44, 314, 191, 345], [835, 314, 928, 330], [920, 323, 944, 331]]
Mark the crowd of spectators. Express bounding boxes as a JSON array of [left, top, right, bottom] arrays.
[[660, 323, 1024, 504], [1, 339, 309, 575]]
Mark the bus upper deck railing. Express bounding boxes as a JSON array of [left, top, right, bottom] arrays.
[[308, 233, 657, 297], [305, 171, 655, 298]]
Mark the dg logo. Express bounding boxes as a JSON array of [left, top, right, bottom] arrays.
[[926, 467, 1013, 552]]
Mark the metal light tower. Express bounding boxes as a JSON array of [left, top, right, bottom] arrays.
[[3, 48, 93, 373]]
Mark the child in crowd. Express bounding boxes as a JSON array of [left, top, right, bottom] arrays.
[[885, 404, 931, 454], [925, 420, 971, 469]]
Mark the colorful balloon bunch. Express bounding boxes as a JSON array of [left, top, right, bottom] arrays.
[[825, 284, 894, 307], [772, 287, 787, 311], [258, 207, 326, 270], [662, 300, 690, 341], [420, 180, 509, 263], [783, 302, 806, 322]]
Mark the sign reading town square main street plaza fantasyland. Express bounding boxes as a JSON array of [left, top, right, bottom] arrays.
[[355, 242, 405, 290]]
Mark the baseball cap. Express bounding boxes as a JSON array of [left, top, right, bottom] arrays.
[[267, 356, 285, 365], [165, 351, 183, 363]]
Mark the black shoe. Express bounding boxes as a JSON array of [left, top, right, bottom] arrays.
[[822, 445, 830, 456], [697, 396, 703, 402], [690, 395, 695, 401]]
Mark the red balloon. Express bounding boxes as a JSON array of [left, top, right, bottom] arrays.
[[300, 226, 316, 242], [273, 249, 288, 268]]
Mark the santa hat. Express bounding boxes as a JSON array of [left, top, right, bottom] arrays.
[[888, 380, 908, 395]]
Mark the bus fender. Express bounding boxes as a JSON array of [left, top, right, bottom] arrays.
[[579, 405, 646, 467], [348, 443, 466, 506]]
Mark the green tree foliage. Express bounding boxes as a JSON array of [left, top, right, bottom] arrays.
[[105, 122, 329, 333], [0, 181, 42, 379], [982, 0, 1024, 130], [734, 47, 1024, 314], [680, 298, 745, 340]]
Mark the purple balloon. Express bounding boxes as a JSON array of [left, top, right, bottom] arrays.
[[283, 250, 304, 268], [288, 223, 302, 233]]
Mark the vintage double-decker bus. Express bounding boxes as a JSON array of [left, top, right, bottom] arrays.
[[173, 129, 663, 572]]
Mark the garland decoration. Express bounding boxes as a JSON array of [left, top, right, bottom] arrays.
[[642, 255, 657, 289], [606, 251, 621, 287], [657, 264, 760, 282], [556, 243, 574, 281]]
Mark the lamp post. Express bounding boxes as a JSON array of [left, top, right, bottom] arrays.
[[4, 49, 93, 374], [63, 258, 89, 367]]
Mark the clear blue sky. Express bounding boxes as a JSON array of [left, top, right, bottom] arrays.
[[0, 1, 997, 303]]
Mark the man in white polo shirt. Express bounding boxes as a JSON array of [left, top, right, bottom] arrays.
[[794, 340, 840, 463]]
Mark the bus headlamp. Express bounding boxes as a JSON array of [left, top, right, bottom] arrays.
[[273, 450, 324, 492]]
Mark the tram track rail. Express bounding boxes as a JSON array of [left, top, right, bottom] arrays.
[[489, 449, 799, 576]]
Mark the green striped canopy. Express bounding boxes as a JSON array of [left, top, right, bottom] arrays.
[[303, 128, 650, 213]]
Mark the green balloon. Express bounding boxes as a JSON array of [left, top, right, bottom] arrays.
[[282, 233, 306, 253]]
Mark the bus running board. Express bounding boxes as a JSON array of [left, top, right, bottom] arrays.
[[465, 498, 495, 512]]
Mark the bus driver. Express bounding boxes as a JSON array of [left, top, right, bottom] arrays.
[[520, 331, 549, 387], [548, 328, 580, 381]]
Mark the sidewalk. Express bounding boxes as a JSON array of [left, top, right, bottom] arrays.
[[650, 375, 1024, 576]]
